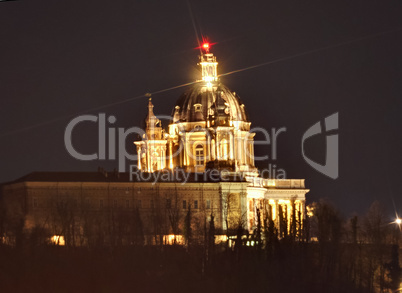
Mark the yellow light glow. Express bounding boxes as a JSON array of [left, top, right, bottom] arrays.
[[200, 57, 218, 82], [50, 235, 65, 246], [396, 218, 402, 225], [278, 199, 290, 205], [169, 143, 173, 169], [215, 235, 228, 244], [267, 180, 276, 187], [268, 199, 277, 221], [163, 234, 184, 245], [306, 206, 314, 217]]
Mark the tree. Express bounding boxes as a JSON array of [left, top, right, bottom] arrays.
[[289, 199, 297, 242], [255, 208, 262, 251], [48, 197, 79, 247], [183, 205, 192, 248], [278, 204, 287, 239], [263, 203, 278, 258], [207, 212, 215, 259], [385, 244, 401, 291], [310, 200, 343, 289], [350, 215, 358, 245], [222, 192, 243, 248], [166, 189, 182, 244], [363, 201, 389, 292]]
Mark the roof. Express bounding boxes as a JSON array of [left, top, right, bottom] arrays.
[[2, 170, 247, 185], [11, 171, 127, 183], [172, 82, 249, 123]]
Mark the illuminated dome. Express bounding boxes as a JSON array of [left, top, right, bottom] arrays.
[[172, 82, 249, 123], [138, 43, 256, 174]]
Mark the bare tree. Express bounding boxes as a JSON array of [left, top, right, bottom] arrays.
[[183, 204, 192, 248], [363, 201, 389, 292], [166, 186, 182, 244], [222, 192, 242, 247]]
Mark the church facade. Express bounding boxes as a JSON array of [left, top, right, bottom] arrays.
[[0, 45, 309, 246], [133, 44, 309, 236]]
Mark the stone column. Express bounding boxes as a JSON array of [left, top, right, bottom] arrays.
[[216, 133, 220, 159], [207, 134, 211, 162], [274, 200, 279, 229], [301, 200, 306, 222], [250, 141, 255, 166], [146, 143, 151, 172], [246, 198, 251, 231], [287, 203, 292, 234], [169, 141, 173, 169], [182, 136, 188, 166], [229, 131, 234, 160], [137, 147, 142, 170], [211, 139, 215, 160]]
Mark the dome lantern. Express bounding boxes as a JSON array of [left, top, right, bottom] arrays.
[[199, 43, 218, 87]]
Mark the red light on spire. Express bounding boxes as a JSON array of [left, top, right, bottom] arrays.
[[195, 39, 215, 52]]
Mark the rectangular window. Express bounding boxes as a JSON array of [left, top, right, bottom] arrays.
[[194, 200, 198, 209], [125, 200, 130, 208], [183, 200, 187, 209], [113, 199, 118, 208], [195, 147, 204, 166], [99, 200, 104, 208], [137, 199, 142, 208], [150, 199, 154, 209], [166, 199, 171, 209], [206, 200, 211, 209], [33, 198, 38, 208]]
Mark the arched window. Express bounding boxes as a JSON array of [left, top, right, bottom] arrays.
[[195, 144, 204, 166]]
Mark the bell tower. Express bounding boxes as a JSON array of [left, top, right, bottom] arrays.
[[134, 96, 167, 172]]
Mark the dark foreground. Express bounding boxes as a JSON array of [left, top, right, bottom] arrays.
[[0, 242, 400, 293]]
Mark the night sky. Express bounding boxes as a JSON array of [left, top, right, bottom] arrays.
[[1, 0, 401, 217]]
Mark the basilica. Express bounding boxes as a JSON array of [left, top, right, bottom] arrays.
[[133, 43, 309, 234], [0, 44, 309, 246], [135, 45, 256, 175]]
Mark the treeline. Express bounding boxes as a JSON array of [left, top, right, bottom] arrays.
[[0, 199, 400, 293], [306, 200, 401, 293]]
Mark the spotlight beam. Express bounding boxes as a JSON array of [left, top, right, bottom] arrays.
[[0, 80, 200, 138], [219, 27, 402, 78]]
